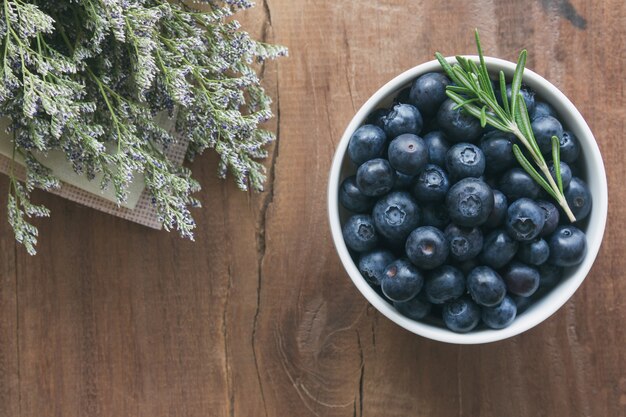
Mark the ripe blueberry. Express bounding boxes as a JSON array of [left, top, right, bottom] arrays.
[[405, 226, 449, 270], [502, 261, 540, 297], [412, 164, 450, 202], [356, 158, 396, 197], [467, 266, 507, 307], [445, 143, 486, 181], [436, 98, 483, 143], [424, 265, 465, 304], [383, 103, 423, 138], [445, 178, 494, 227], [387, 133, 428, 175], [480, 131, 516, 174], [381, 259, 424, 302], [409, 72, 451, 116], [348, 124, 387, 165], [531, 116, 563, 154], [499, 168, 542, 201], [445, 224, 483, 262], [342, 214, 379, 252], [506, 198, 546, 241], [548, 225, 587, 266], [443, 297, 481, 333], [372, 191, 421, 241]]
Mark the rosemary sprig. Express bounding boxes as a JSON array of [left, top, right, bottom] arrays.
[[435, 30, 576, 222]]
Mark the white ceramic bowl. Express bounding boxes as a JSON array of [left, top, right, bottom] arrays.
[[328, 56, 608, 344]]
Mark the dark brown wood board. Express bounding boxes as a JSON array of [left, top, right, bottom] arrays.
[[0, 0, 625, 416]]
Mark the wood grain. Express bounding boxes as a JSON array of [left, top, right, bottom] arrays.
[[1, 0, 625, 416]]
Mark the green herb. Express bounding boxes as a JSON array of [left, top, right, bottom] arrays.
[[0, 0, 287, 254], [435, 30, 576, 222]]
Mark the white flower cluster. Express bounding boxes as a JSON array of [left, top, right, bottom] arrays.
[[0, 0, 286, 254]]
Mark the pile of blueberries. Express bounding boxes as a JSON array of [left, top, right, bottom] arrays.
[[340, 72, 592, 333]]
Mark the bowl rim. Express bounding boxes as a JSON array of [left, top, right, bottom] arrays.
[[327, 56, 608, 344]]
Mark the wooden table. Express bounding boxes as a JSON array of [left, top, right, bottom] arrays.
[[1, 1, 624, 416]]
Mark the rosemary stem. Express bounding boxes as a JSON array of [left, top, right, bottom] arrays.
[[509, 126, 576, 222]]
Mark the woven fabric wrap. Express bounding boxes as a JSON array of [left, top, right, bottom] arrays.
[[0, 136, 189, 230]]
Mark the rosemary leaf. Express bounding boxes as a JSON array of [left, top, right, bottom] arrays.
[[499, 71, 510, 116], [513, 144, 558, 200], [510, 49, 527, 120], [552, 135, 564, 194]]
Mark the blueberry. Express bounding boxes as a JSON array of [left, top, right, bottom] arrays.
[[484, 189, 508, 228], [445, 224, 483, 262], [387, 134, 428, 175], [358, 249, 396, 286], [480, 229, 519, 269], [517, 238, 550, 265], [405, 226, 449, 270], [502, 261, 540, 297], [537, 200, 560, 237], [424, 265, 465, 304], [393, 171, 415, 190], [339, 176, 374, 213], [538, 263, 563, 289], [548, 161, 572, 190], [436, 98, 483, 143], [548, 225, 587, 266], [480, 131, 516, 174], [421, 203, 451, 229], [342, 215, 379, 252], [443, 297, 481, 333], [446, 178, 494, 227], [394, 293, 432, 320], [372, 191, 421, 241], [501, 83, 536, 117], [565, 177, 592, 221], [445, 143, 485, 181], [381, 259, 424, 302], [532, 101, 557, 121], [423, 131, 450, 167], [409, 72, 451, 116], [366, 108, 389, 129], [412, 164, 450, 202], [499, 168, 542, 201], [531, 116, 563, 154], [348, 125, 387, 165], [467, 266, 507, 307], [482, 296, 517, 329], [356, 158, 396, 197], [559, 131, 581, 164], [506, 198, 546, 241], [383, 103, 423, 138]]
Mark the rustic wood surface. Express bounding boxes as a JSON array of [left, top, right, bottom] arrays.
[[1, 0, 625, 416]]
